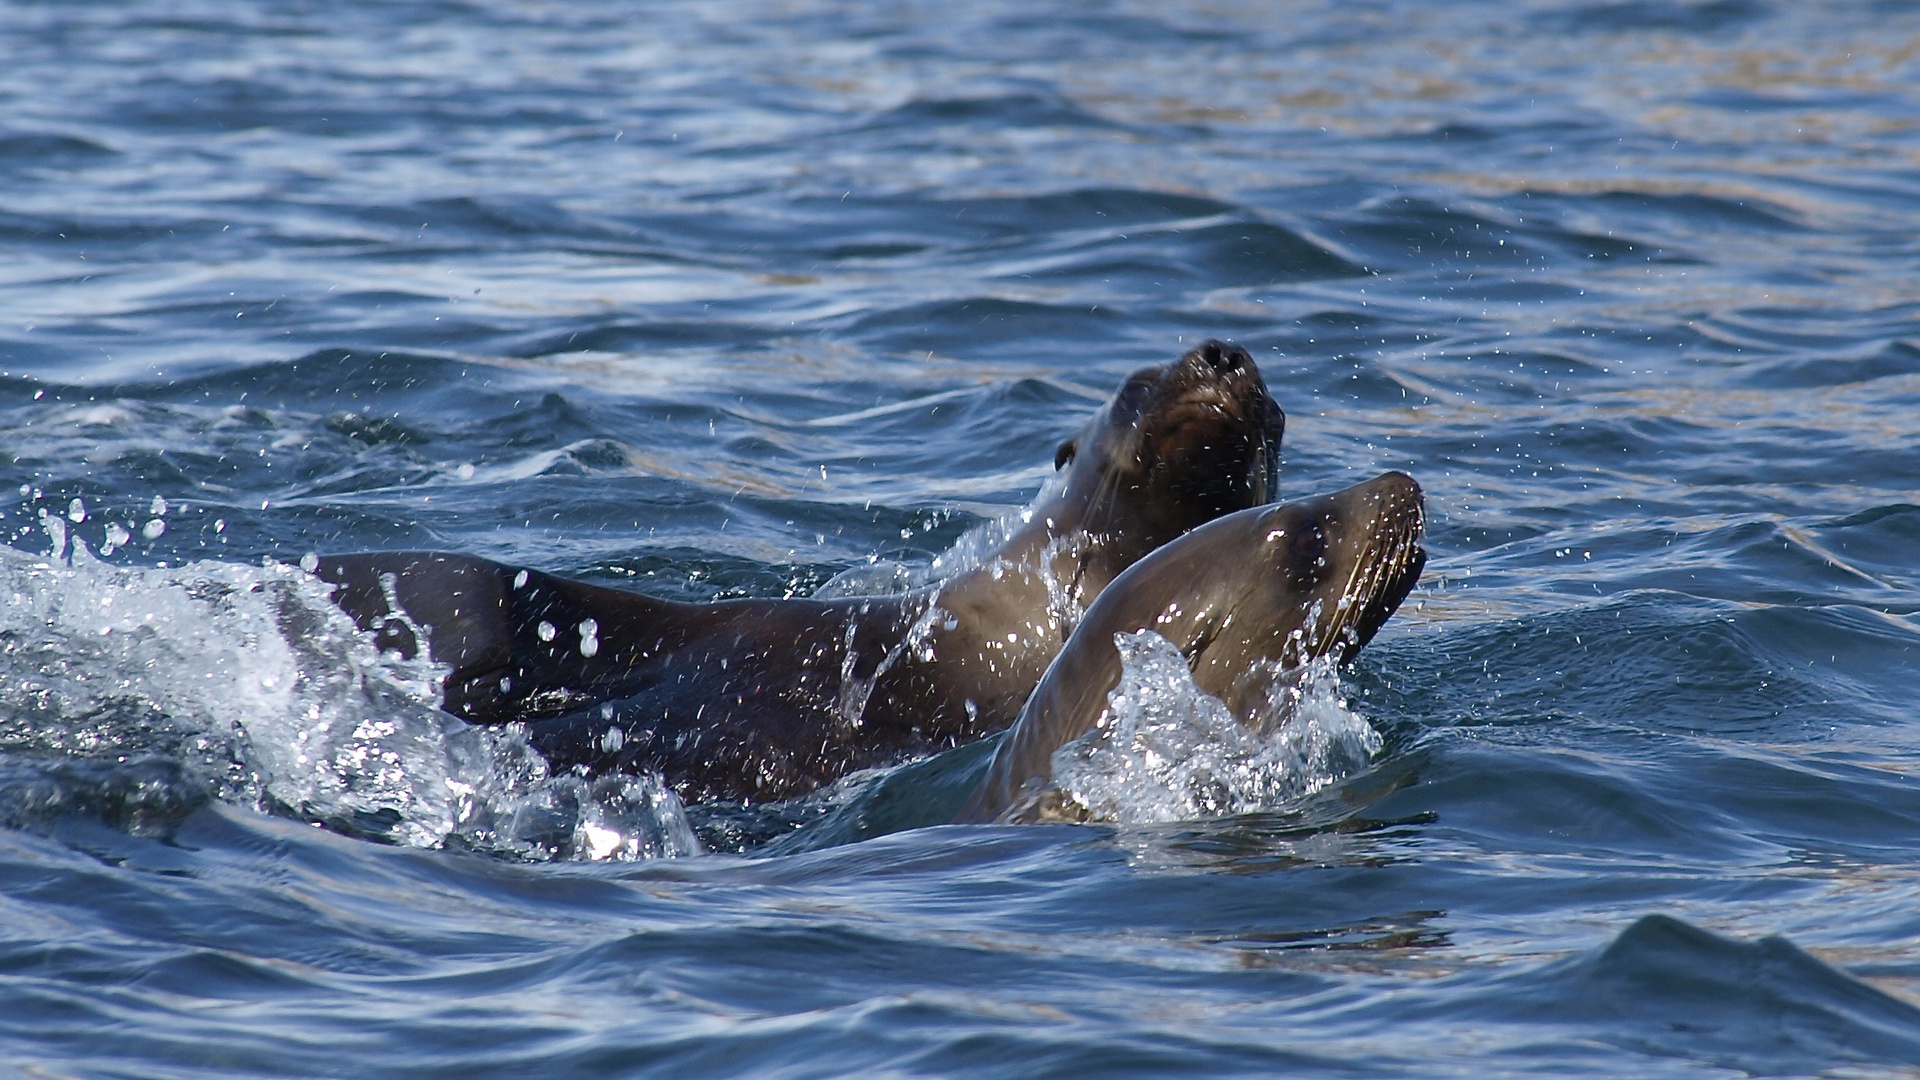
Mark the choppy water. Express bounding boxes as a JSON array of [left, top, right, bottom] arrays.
[[5, 0, 1920, 1075]]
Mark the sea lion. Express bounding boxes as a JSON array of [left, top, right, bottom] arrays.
[[314, 340, 1284, 804], [955, 471, 1425, 824]]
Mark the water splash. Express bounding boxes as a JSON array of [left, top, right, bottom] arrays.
[[813, 469, 1068, 598], [0, 533, 697, 860], [834, 596, 945, 727], [1038, 527, 1092, 631], [1051, 630, 1383, 823], [565, 773, 702, 860]]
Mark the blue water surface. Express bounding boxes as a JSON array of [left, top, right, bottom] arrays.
[[4, 1, 1920, 1076]]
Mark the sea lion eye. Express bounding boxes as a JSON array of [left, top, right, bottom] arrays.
[[1113, 375, 1154, 419], [1291, 521, 1327, 564], [1054, 439, 1077, 469]]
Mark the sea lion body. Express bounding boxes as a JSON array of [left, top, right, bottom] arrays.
[[316, 341, 1284, 803], [956, 471, 1425, 823]]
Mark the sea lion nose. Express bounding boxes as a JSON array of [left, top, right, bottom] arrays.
[[1196, 340, 1246, 375]]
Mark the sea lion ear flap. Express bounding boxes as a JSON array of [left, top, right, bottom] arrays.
[[1054, 439, 1077, 470]]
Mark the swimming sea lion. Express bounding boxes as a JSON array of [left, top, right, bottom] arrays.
[[314, 341, 1284, 804], [955, 471, 1425, 824]]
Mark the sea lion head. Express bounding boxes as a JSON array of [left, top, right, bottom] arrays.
[[1041, 339, 1285, 604], [1174, 471, 1426, 722], [954, 471, 1424, 823]]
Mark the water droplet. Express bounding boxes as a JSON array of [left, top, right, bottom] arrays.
[[536, 621, 556, 642]]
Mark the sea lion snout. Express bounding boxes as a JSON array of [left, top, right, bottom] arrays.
[[1160, 340, 1262, 410], [1364, 470, 1424, 520], [1191, 338, 1249, 375], [1316, 471, 1425, 660]]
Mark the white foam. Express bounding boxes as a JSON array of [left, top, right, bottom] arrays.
[[0, 536, 698, 861], [1051, 630, 1382, 823]]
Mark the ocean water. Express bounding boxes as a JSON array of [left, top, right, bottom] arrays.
[[4, 0, 1920, 1075]]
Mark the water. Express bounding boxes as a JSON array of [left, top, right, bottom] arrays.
[[4, 0, 1920, 1074], [1052, 632, 1382, 823]]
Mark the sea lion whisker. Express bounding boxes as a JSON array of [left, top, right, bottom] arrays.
[[1345, 526, 1412, 645], [1319, 534, 1379, 658]]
